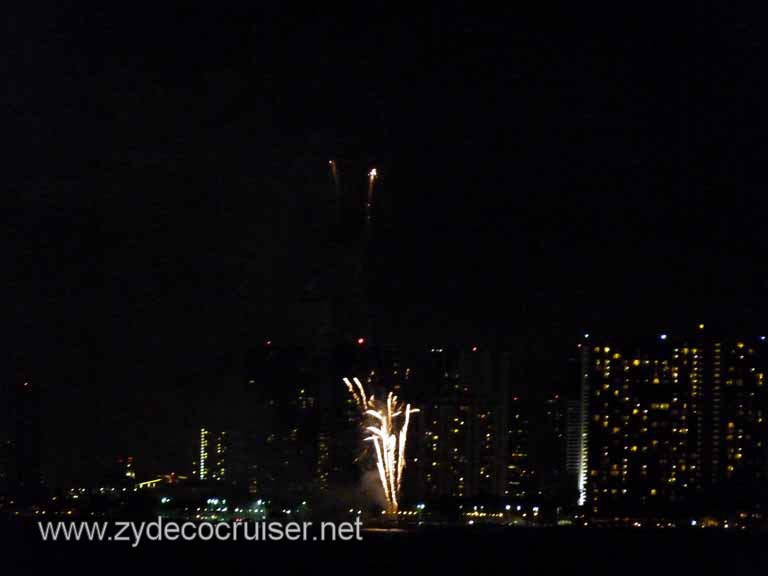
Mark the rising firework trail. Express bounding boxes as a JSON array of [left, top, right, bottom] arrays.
[[344, 376, 418, 515], [329, 160, 340, 201], [366, 168, 377, 225]]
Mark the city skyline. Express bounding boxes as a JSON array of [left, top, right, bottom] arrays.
[[5, 4, 768, 489], [5, 13, 768, 576], [6, 328, 768, 518]]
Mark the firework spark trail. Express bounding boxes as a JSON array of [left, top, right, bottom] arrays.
[[396, 404, 412, 495], [329, 160, 340, 213], [355, 378, 368, 411], [386, 394, 397, 505], [366, 168, 377, 224], [367, 435, 389, 510], [345, 377, 418, 514], [329, 159, 339, 187], [344, 377, 370, 412]]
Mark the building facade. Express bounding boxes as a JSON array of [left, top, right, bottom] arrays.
[[579, 331, 768, 516], [195, 428, 227, 482]]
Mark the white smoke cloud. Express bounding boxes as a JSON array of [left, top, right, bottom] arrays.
[[360, 468, 387, 510]]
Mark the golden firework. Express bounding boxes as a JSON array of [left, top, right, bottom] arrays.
[[344, 377, 418, 515]]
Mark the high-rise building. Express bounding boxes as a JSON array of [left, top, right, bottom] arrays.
[[239, 344, 322, 503], [102, 456, 139, 490], [506, 396, 533, 500], [315, 431, 331, 493], [195, 428, 227, 482], [568, 344, 590, 507], [579, 331, 768, 516], [536, 393, 570, 503], [422, 392, 497, 499], [12, 378, 43, 500], [417, 346, 517, 500], [565, 399, 584, 502], [586, 347, 699, 514], [707, 339, 767, 485]]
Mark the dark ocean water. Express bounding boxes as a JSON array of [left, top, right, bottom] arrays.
[[4, 521, 768, 575]]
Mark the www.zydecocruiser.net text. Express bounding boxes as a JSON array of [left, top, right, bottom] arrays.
[[38, 518, 364, 547]]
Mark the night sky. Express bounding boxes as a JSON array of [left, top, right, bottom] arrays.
[[4, 4, 767, 485]]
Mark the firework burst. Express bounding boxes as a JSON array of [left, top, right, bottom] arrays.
[[344, 376, 418, 515]]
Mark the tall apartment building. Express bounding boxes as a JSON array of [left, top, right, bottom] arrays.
[[416, 346, 520, 501], [578, 330, 768, 516], [194, 428, 228, 482]]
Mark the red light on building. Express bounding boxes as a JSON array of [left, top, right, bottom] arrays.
[[471, 346, 478, 352], [266, 339, 272, 346], [357, 337, 366, 345]]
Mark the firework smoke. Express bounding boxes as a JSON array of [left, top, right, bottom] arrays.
[[344, 376, 418, 515]]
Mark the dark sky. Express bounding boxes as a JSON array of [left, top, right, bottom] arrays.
[[3, 4, 767, 484]]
